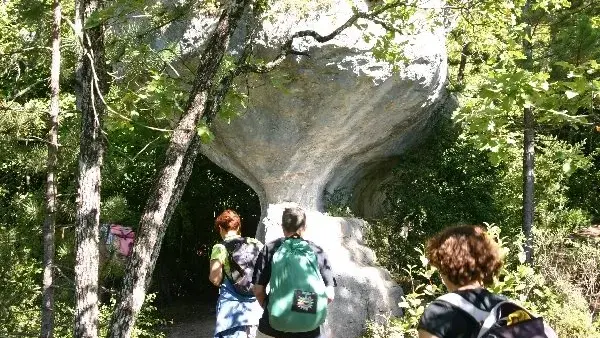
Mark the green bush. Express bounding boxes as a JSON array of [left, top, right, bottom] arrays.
[[0, 221, 165, 337], [99, 293, 167, 338], [535, 228, 600, 336], [324, 188, 355, 217]]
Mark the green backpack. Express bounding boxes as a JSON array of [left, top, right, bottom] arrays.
[[267, 237, 328, 332]]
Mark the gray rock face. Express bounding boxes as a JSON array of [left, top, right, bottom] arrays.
[[200, 0, 450, 213], [194, 0, 450, 336]]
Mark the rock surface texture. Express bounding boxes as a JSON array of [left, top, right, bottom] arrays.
[[194, 0, 451, 336]]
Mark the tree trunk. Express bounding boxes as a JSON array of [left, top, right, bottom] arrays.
[[523, 107, 535, 263], [522, 0, 535, 264], [107, 1, 250, 336], [456, 42, 470, 84], [41, 0, 61, 336], [74, 0, 108, 334]]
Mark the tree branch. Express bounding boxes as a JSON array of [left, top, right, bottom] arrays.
[[204, 0, 267, 123], [239, 0, 413, 74]]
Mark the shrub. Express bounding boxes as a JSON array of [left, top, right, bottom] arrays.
[[0, 226, 40, 336], [99, 293, 167, 338], [535, 228, 600, 336], [324, 188, 354, 217]]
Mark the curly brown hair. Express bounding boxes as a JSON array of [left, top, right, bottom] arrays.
[[215, 209, 241, 232], [426, 225, 503, 286]]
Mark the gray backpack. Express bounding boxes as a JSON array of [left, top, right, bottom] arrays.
[[438, 293, 558, 338], [222, 237, 261, 296]]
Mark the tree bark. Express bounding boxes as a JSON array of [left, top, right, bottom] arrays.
[[41, 0, 61, 336], [523, 107, 535, 263], [522, 0, 535, 264], [107, 1, 250, 336], [456, 42, 470, 84], [74, 0, 108, 334]]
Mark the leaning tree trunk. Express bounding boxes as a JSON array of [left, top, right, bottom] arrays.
[[522, 0, 535, 264], [107, 1, 251, 336], [41, 0, 61, 336], [74, 0, 108, 334]]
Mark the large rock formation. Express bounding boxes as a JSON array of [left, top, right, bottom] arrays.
[[193, 0, 451, 336]]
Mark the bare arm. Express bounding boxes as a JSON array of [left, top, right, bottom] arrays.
[[418, 330, 440, 338], [326, 285, 334, 304], [253, 284, 267, 308], [209, 259, 223, 286]]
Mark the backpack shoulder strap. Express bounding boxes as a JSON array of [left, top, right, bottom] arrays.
[[476, 300, 509, 338], [477, 300, 537, 338], [220, 239, 244, 278], [437, 293, 490, 323], [222, 237, 245, 250]]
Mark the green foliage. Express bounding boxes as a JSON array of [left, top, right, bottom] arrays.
[[448, 0, 600, 168], [0, 226, 40, 336], [99, 293, 167, 338], [362, 315, 403, 338], [365, 118, 504, 270], [324, 188, 354, 217], [363, 226, 600, 338], [369, 115, 595, 269]]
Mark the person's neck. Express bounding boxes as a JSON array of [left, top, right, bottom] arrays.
[[222, 230, 239, 238], [448, 281, 483, 292], [283, 232, 301, 238]]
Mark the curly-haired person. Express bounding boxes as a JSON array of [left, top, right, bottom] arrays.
[[418, 225, 505, 338]]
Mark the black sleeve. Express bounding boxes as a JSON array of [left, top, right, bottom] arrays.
[[252, 243, 270, 286], [418, 300, 477, 338], [310, 243, 334, 287]]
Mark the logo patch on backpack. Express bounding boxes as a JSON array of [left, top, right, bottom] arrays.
[[291, 290, 318, 314]]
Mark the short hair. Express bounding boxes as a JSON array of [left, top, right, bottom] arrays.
[[215, 209, 241, 232], [426, 225, 503, 286], [281, 207, 306, 233]]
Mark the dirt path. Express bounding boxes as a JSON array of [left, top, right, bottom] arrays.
[[166, 316, 215, 338], [162, 301, 216, 338]]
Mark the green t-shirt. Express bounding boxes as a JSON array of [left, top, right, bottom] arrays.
[[210, 235, 263, 278]]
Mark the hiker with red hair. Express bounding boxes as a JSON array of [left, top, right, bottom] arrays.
[[209, 209, 263, 338]]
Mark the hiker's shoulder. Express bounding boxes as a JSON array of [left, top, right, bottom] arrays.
[[210, 243, 227, 260], [211, 242, 226, 251], [304, 240, 326, 254], [419, 299, 475, 338], [245, 237, 263, 246], [455, 288, 506, 311], [265, 237, 285, 250]]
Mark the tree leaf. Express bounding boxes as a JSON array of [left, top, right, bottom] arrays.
[[565, 90, 579, 99]]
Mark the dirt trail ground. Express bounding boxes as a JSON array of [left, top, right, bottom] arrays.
[[162, 301, 216, 338]]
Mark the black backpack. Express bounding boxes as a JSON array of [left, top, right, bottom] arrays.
[[438, 293, 558, 338], [222, 237, 261, 296]]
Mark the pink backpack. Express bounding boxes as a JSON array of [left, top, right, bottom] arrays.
[[109, 224, 135, 256]]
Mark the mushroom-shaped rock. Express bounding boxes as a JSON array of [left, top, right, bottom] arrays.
[[198, 0, 450, 336]]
